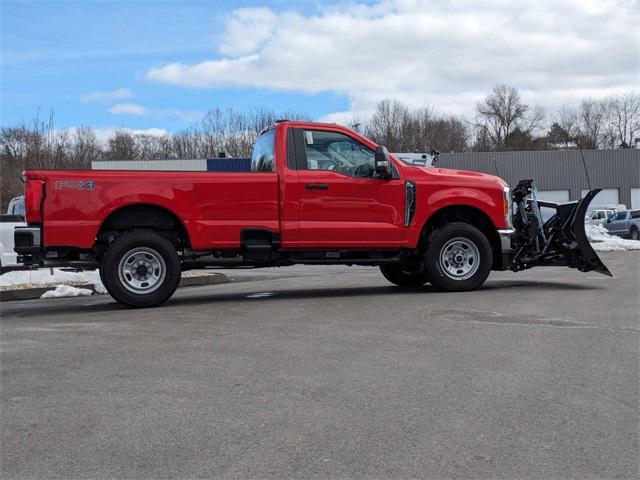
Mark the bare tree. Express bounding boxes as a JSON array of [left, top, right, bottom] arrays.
[[555, 105, 580, 148], [0, 112, 75, 206], [476, 84, 544, 150], [108, 129, 138, 160], [71, 125, 102, 168], [134, 133, 174, 160], [577, 99, 606, 149], [195, 106, 310, 159], [606, 91, 640, 148], [365, 100, 411, 151], [364, 100, 469, 153], [1, 126, 30, 207], [421, 115, 469, 153], [171, 128, 202, 159]]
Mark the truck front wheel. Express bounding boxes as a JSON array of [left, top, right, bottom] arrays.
[[380, 263, 428, 287], [424, 222, 492, 291], [100, 231, 181, 308]]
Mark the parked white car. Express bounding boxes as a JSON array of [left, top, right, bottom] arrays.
[[7, 195, 25, 217], [1, 196, 26, 272], [587, 209, 616, 225], [393, 151, 439, 167]]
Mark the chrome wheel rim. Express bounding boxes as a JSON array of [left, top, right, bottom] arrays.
[[118, 247, 166, 294], [439, 237, 480, 280]]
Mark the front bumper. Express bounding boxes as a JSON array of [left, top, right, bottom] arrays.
[[496, 229, 514, 270], [497, 229, 514, 253]]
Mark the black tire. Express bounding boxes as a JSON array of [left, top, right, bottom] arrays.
[[424, 222, 492, 292], [630, 227, 639, 241], [100, 231, 181, 308], [380, 263, 428, 287], [98, 263, 114, 297]]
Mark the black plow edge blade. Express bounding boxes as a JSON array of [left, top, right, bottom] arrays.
[[569, 189, 612, 277]]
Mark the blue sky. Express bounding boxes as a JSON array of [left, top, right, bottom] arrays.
[[1, 0, 351, 131], [2, 0, 637, 134]]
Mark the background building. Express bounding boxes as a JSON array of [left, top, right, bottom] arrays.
[[438, 150, 640, 209]]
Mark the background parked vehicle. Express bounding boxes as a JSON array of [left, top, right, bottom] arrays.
[[603, 210, 640, 240], [585, 204, 627, 224], [393, 151, 439, 167], [6, 195, 25, 217], [1, 195, 26, 272], [586, 208, 616, 225]]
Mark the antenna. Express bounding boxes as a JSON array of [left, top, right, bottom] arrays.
[[491, 156, 501, 177], [576, 140, 592, 191]]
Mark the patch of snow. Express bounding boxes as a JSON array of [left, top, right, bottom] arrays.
[[93, 281, 108, 294], [0, 268, 105, 292], [40, 285, 94, 299], [585, 223, 640, 252]]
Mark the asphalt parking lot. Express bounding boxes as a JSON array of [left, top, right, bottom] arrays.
[[1, 252, 638, 479]]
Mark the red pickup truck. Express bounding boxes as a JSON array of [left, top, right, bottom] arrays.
[[15, 121, 609, 307]]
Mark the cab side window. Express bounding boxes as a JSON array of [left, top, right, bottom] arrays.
[[302, 130, 375, 178]]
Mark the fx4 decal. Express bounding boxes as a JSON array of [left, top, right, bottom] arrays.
[[55, 180, 96, 190]]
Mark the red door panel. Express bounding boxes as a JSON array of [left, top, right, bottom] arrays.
[[297, 170, 405, 247]]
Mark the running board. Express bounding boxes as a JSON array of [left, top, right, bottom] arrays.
[[288, 250, 403, 265]]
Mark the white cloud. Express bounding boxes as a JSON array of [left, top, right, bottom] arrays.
[[109, 102, 148, 116], [108, 103, 202, 122], [218, 8, 278, 56], [146, 0, 639, 118], [80, 88, 133, 103]]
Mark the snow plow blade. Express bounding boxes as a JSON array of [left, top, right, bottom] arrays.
[[510, 179, 612, 276]]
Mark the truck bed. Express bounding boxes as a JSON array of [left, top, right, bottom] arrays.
[[28, 170, 279, 250]]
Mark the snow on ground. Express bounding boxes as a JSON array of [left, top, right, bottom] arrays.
[[0, 268, 103, 291], [585, 223, 640, 252], [40, 285, 94, 299]]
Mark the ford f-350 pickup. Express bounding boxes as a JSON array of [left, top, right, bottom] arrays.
[[15, 121, 610, 307]]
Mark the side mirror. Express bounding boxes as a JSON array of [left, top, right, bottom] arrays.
[[375, 146, 392, 178]]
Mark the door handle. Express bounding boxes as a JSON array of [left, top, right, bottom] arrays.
[[305, 183, 329, 190]]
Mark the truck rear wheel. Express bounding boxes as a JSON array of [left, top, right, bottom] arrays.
[[100, 231, 181, 308], [380, 264, 428, 287], [424, 222, 492, 291]]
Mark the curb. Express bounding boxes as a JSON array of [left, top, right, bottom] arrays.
[[0, 272, 230, 302]]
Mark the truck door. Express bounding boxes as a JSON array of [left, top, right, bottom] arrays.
[[292, 127, 405, 248], [608, 211, 628, 235]]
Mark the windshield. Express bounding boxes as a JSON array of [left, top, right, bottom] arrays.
[[251, 129, 276, 172]]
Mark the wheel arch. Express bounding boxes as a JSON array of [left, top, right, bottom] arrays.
[[419, 205, 502, 269], [95, 203, 191, 248]]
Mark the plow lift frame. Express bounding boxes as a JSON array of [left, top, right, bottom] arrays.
[[509, 179, 612, 277]]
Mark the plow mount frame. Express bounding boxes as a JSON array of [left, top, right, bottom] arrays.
[[509, 179, 612, 277]]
